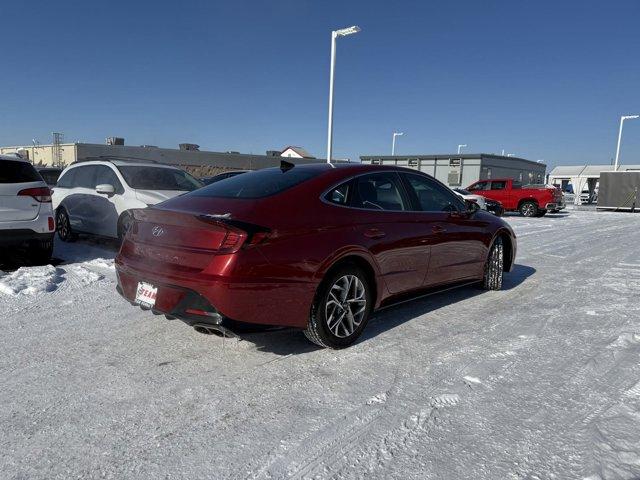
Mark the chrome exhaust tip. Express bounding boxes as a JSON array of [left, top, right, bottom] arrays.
[[193, 323, 240, 339]]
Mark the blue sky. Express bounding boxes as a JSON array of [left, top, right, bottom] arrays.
[[1, 0, 639, 168]]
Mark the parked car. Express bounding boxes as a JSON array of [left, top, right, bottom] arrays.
[[580, 187, 598, 204], [484, 198, 504, 216], [0, 155, 55, 263], [201, 170, 248, 185], [36, 166, 63, 186], [115, 163, 517, 348], [52, 159, 203, 242], [467, 178, 564, 217], [452, 188, 487, 210]]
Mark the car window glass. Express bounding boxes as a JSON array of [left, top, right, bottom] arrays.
[[405, 173, 463, 212], [190, 167, 315, 198], [512, 181, 522, 189], [353, 173, 406, 211], [39, 170, 61, 186], [95, 165, 123, 193], [73, 166, 96, 189], [0, 160, 41, 183], [56, 168, 76, 188], [468, 181, 488, 191], [491, 181, 507, 190], [118, 166, 203, 191], [325, 181, 351, 205]]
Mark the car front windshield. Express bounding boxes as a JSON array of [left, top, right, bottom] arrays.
[[117, 166, 203, 191]]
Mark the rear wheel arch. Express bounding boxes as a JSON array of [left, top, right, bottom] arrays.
[[517, 198, 538, 210], [316, 254, 379, 308]]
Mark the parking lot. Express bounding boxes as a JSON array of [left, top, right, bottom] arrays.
[[1, 209, 639, 479]]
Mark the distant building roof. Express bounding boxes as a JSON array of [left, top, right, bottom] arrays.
[[281, 146, 315, 159], [549, 164, 640, 177]]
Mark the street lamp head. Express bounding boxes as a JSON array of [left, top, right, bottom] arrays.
[[394, 132, 404, 136], [335, 25, 361, 37], [622, 114, 639, 120]]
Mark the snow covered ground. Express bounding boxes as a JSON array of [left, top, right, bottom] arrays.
[[1, 210, 639, 480]]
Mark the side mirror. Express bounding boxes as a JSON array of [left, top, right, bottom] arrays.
[[465, 199, 480, 213], [95, 184, 115, 195]]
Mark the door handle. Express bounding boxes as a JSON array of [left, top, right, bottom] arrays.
[[432, 225, 446, 234], [364, 228, 386, 239]]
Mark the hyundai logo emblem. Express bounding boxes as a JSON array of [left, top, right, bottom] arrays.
[[152, 226, 165, 237]]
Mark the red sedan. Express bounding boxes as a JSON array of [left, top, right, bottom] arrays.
[[115, 163, 516, 348]]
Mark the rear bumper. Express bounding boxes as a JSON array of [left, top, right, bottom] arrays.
[[544, 202, 565, 210], [114, 257, 317, 329], [0, 229, 54, 247]]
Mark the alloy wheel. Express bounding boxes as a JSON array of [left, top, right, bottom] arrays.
[[324, 275, 367, 338], [57, 210, 70, 240], [522, 203, 535, 217]]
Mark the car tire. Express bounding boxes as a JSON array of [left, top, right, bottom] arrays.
[[118, 212, 133, 244], [56, 208, 77, 242], [482, 236, 504, 291], [29, 238, 53, 265], [304, 264, 373, 349], [519, 201, 538, 217]]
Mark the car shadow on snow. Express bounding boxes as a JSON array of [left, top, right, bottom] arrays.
[[53, 237, 119, 265], [240, 264, 536, 355]]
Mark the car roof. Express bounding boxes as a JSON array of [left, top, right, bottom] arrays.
[[68, 159, 179, 169], [0, 154, 30, 163]]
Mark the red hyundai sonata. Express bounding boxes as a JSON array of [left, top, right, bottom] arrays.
[[115, 163, 516, 348]]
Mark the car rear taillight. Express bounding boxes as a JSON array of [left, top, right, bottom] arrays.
[[48, 217, 55, 231], [17, 187, 52, 203], [220, 230, 244, 252]]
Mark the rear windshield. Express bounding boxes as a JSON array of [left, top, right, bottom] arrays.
[[117, 166, 203, 191], [0, 160, 42, 183], [189, 167, 317, 199]]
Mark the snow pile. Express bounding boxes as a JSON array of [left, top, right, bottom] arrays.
[[81, 258, 115, 270], [0, 265, 64, 296], [66, 264, 104, 285]]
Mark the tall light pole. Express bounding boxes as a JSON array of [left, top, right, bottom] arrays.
[[457, 144, 467, 154], [392, 132, 404, 155], [614, 114, 639, 171], [326, 25, 361, 163]]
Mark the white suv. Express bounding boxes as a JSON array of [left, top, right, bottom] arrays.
[[0, 155, 56, 262], [52, 159, 203, 242]]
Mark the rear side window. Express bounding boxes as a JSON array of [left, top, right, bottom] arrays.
[[190, 167, 316, 199], [352, 173, 407, 211], [325, 181, 351, 205], [512, 181, 522, 189], [0, 160, 41, 183], [491, 181, 507, 190]]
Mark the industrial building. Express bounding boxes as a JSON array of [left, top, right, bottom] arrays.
[[360, 153, 546, 188], [0, 140, 326, 177]]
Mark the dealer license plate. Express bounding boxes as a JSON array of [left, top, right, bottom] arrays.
[[135, 282, 158, 308]]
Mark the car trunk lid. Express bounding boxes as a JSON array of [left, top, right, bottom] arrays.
[[122, 198, 266, 272]]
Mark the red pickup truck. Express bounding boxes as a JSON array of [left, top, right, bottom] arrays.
[[466, 178, 564, 217]]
